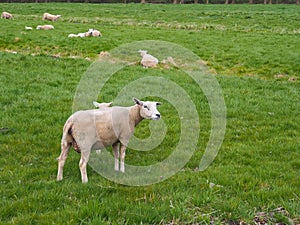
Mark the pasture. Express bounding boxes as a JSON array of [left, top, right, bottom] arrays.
[[0, 3, 299, 224]]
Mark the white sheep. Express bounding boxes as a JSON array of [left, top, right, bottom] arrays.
[[68, 33, 85, 38], [77, 32, 86, 38], [57, 98, 161, 183], [91, 29, 102, 37], [36, 25, 54, 30], [93, 101, 112, 154], [68, 29, 102, 38], [68, 33, 78, 38], [86, 28, 102, 37], [138, 50, 159, 68], [85, 29, 93, 37], [1, 12, 13, 19], [42, 13, 61, 22]]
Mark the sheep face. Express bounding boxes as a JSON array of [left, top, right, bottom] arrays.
[[138, 50, 147, 56], [134, 98, 161, 120]]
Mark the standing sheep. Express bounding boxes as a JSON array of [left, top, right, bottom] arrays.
[[57, 98, 161, 183], [42, 13, 61, 22], [1, 12, 13, 19]]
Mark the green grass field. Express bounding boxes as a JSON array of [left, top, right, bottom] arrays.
[[0, 3, 299, 224]]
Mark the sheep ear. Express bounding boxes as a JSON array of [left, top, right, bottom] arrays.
[[133, 98, 143, 106], [93, 101, 113, 108], [93, 101, 100, 108]]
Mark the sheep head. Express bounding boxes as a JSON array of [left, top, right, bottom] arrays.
[[138, 50, 147, 57], [133, 98, 161, 120]]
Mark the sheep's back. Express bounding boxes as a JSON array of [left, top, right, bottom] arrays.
[[70, 108, 134, 149]]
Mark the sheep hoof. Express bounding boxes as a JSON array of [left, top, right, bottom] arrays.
[[82, 179, 88, 183]]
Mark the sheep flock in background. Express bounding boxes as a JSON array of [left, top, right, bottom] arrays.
[[1, 11, 102, 38]]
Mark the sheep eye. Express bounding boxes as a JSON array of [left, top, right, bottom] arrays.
[[144, 105, 149, 110]]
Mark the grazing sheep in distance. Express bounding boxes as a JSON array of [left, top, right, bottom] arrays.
[[1, 12, 13, 19], [36, 25, 54, 30], [138, 50, 159, 68], [57, 98, 161, 183], [42, 12, 61, 22]]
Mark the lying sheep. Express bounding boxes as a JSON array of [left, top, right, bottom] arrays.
[[77, 32, 86, 38], [92, 29, 102, 37], [85, 29, 93, 37], [1, 12, 13, 19], [138, 50, 159, 68], [42, 12, 61, 22], [68, 32, 86, 38], [68, 29, 102, 38], [57, 98, 161, 183], [68, 33, 78, 38], [85, 28, 102, 37], [36, 25, 54, 30]]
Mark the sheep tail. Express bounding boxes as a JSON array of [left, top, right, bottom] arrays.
[[62, 117, 73, 141], [61, 116, 81, 154], [58, 117, 75, 161]]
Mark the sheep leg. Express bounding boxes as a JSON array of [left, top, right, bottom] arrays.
[[120, 144, 126, 173], [57, 141, 71, 181], [112, 143, 120, 171], [79, 150, 91, 183]]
